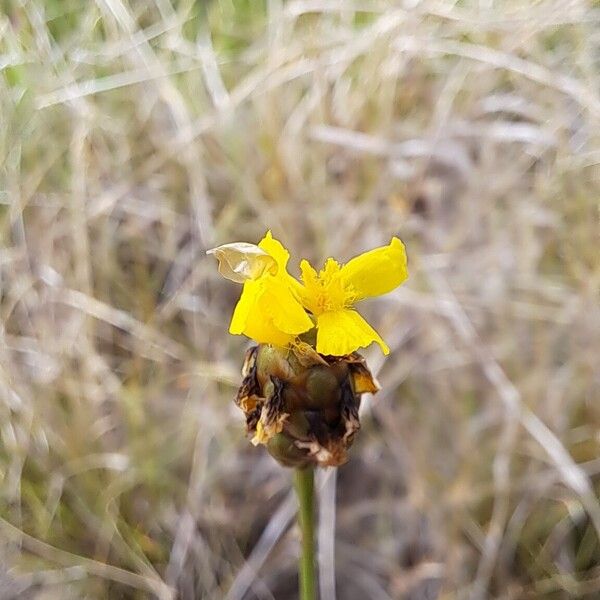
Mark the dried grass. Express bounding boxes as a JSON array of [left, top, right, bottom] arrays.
[[1, 1, 599, 598]]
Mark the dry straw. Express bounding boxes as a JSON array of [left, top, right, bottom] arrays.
[[1, 1, 599, 598]]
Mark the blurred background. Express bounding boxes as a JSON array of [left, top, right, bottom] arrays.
[[1, 1, 599, 598]]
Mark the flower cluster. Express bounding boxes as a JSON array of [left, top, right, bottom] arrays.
[[208, 231, 408, 356]]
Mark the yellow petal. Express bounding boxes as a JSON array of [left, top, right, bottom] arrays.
[[298, 259, 320, 314], [243, 317, 296, 347], [262, 276, 314, 335], [207, 242, 276, 283], [237, 293, 296, 346], [258, 230, 290, 271], [229, 276, 312, 346], [300, 259, 319, 287], [259, 231, 307, 299], [316, 309, 389, 356], [340, 237, 408, 301], [229, 279, 261, 335]]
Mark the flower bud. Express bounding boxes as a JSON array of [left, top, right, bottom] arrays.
[[235, 344, 379, 468]]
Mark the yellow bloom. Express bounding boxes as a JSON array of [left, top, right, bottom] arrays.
[[208, 231, 313, 347], [299, 237, 407, 356]]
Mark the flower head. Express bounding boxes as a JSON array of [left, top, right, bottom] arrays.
[[236, 344, 379, 467], [209, 232, 408, 467], [299, 237, 407, 356]]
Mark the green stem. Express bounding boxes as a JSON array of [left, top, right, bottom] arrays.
[[294, 466, 316, 600]]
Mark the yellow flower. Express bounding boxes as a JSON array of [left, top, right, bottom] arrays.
[[299, 237, 408, 356], [208, 231, 313, 347]]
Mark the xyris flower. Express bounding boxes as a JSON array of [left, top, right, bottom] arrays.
[[208, 231, 407, 467], [299, 237, 408, 356]]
